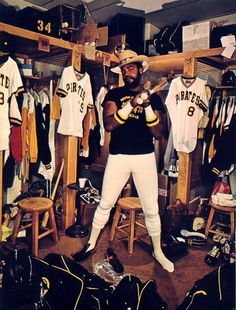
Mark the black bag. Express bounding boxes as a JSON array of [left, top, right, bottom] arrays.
[[162, 234, 189, 261], [2, 249, 44, 309], [111, 274, 167, 310], [153, 25, 174, 55], [43, 253, 113, 309], [162, 199, 189, 234], [2, 250, 114, 310], [177, 263, 235, 310], [153, 21, 189, 55]]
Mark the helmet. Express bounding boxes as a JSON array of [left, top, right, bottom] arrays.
[[221, 70, 236, 86]]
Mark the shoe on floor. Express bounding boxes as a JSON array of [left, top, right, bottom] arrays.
[[106, 248, 124, 274], [71, 243, 95, 262], [220, 238, 231, 264], [204, 245, 221, 266]]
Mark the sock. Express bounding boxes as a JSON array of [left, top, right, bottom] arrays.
[[151, 235, 174, 273], [87, 226, 101, 251]]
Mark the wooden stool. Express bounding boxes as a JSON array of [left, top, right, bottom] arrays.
[[11, 197, 59, 256], [110, 197, 147, 254], [205, 199, 236, 240]]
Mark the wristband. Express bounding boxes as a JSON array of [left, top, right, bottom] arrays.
[[145, 105, 159, 127], [114, 101, 133, 124]]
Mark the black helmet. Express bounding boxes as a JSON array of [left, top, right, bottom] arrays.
[[221, 70, 236, 86], [0, 31, 12, 55]]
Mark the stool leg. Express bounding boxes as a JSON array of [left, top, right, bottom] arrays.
[[11, 209, 23, 244], [110, 206, 121, 241], [49, 207, 59, 243], [205, 207, 215, 238], [32, 211, 39, 257], [230, 211, 235, 241], [128, 209, 135, 255]]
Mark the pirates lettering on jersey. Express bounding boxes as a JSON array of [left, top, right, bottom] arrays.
[[0, 73, 10, 89], [176, 90, 208, 112], [65, 82, 86, 100]]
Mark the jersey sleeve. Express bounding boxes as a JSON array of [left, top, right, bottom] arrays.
[[56, 68, 67, 98], [12, 61, 24, 96], [86, 74, 94, 109]]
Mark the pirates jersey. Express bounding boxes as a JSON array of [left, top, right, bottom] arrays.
[[165, 76, 208, 153], [56, 67, 93, 137], [0, 56, 24, 150]]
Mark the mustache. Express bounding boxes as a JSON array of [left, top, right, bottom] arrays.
[[124, 76, 134, 83]]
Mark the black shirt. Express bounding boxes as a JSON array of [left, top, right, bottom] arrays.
[[103, 86, 165, 155]]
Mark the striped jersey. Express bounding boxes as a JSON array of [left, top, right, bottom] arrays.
[[165, 76, 208, 153], [0, 56, 24, 150], [56, 67, 93, 137]]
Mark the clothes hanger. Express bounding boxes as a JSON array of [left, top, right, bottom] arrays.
[[181, 74, 196, 79]]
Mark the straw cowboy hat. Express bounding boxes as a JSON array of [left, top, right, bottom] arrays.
[[111, 49, 149, 74]]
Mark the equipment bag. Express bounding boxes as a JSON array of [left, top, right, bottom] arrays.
[[110, 274, 167, 310], [2, 250, 114, 309], [162, 199, 189, 234], [177, 263, 235, 310]]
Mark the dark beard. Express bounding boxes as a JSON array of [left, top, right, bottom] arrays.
[[124, 73, 141, 89]]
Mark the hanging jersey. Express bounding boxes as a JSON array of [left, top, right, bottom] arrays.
[[56, 67, 93, 137], [165, 76, 208, 153], [0, 56, 24, 150]]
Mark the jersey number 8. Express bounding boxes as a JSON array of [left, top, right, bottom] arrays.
[[187, 106, 195, 117], [0, 92, 4, 105]]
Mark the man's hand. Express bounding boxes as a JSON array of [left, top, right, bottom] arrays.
[[131, 91, 151, 108]]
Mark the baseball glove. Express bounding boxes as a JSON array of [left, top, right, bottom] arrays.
[[185, 234, 207, 247], [181, 230, 207, 247]]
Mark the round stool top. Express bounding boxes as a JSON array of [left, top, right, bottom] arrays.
[[117, 197, 142, 210], [209, 199, 236, 213], [18, 197, 53, 212]]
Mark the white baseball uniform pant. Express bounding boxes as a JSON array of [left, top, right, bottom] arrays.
[[92, 152, 161, 236]]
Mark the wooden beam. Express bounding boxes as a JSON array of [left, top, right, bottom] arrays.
[[149, 47, 226, 64], [149, 47, 235, 72], [176, 57, 197, 204], [0, 22, 118, 63]]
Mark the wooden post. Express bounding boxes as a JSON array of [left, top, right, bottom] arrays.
[[176, 57, 197, 204], [62, 46, 82, 229], [0, 151, 2, 241], [62, 136, 78, 228]]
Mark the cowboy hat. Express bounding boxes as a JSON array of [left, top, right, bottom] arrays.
[[111, 49, 149, 74]]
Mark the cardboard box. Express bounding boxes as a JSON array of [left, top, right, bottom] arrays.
[[73, 23, 99, 44], [183, 21, 211, 52], [81, 201, 97, 227], [96, 26, 108, 47], [107, 34, 126, 53], [158, 174, 169, 217], [16, 57, 33, 77], [158, 173, 177, 217]]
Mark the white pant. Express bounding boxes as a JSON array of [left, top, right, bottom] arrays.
[[92, 152, 161, 236]]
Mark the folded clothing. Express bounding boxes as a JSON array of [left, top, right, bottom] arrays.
[[211, 193, 236, 207]]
